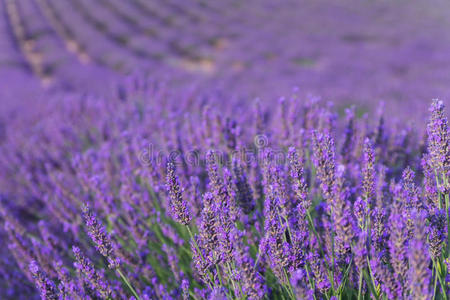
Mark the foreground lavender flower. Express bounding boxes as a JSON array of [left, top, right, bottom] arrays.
[[198, 192, 219, 263], [333, 165, 354, 263], [166, 161, 191, 225], [181, 279, 190, 300], [312, 130, 336, 205], [422, 155, 440, 209], [427, 209, 446, 259], [288, 147, 310, 210], [232, 157, 255, 215], [231, 227, 266, 300], [72, 246, 113, 299], [388, 193, 409, 297], [362, 138, 375, 211], [427, 99, 450, 174], [408, 211, 432, 300], [263, 194, 290, 283], [290, 269, 313, 299], [82, 205, 120, 269], [29, 261, 58, 300]]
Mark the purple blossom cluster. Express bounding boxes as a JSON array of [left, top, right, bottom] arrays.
[[0, 84, 449, 300]]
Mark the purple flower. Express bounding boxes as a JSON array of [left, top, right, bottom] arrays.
[[262, 194, 290, 283], [231, 227, 266, 300], [162, 244, 183, 284], [427, 99, 450, 174], [190, 236, 212, 283], [401, 167, 421, 211], [205, 150, 222, 193], [370, 207, 388, 262], [332, 164, 354, 264], [408, 211, 432, 300], [388, 199, 409, 297], [340, 106, 356, 163], [427, 209, 446, 260], [208, 287, 227, 300], [310, 251, 331, 294], [354, 230, 367, 274], [181, 279, 190, 300], [29, 261, 58, 300], [312, 130, 336, 205], [223, 167, 240, 222], [198, 192, 220, 263], [82, 205, 120, 269], [72, 246, 113, 299], [232, 157, 255, 215], [362, 138, 375, 211], [166, 161, 191, 225], [288, 147, 310, 211], [290, 269, 313, 299], [223, 117, 238, 151], [289, 205, 309, 271], [422, 155, 440, 209], [53, 260, 82, 299]]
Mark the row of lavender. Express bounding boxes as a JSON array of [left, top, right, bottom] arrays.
[[0, 80, 449, 299], [3, 0, 450, 119], [0, 0, 233, 93]]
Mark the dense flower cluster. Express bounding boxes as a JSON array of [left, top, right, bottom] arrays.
[[1, 81, 450, 299]]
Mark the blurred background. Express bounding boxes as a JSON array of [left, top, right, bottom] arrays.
[[1, 0, 450, 119]]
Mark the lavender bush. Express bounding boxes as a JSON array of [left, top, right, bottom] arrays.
[[0, 86, 449, 299]]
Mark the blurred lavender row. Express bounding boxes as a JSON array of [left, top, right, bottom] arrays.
[[2, 0, 450, 119]]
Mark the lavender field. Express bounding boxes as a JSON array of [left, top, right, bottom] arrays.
[[2, 0, 450, 299]]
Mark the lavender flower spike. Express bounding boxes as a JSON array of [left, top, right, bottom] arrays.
[[231, 227, 266, 299], [312, 130, 336, 205], [198, 192, 220, 263], [72, 246, 112, 299], [427, 99, 450, 174], [29, 261, 58, 300], [427, 209, 446, 260], [82, 205, 120, 269], [288, 146, 310, 210], [408, 211, 432, 300], [362, 138, 375, 211], [166, 161, 191, 225]]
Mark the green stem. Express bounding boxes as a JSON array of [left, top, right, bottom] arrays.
[[304, 264, 317, 300], [190, 290, 200, 300], [329, 207, 336, 294], [117, 268, 141, 300], [253, 247, 262, 269], [435, 173, 442, 210], [306, 210, 334, 289], [283, 268, 296, 300], [336, 256, 353, 295], [357, 272, 363, 300], [226, 263, 237, 295], [362, 270, 379, 300], [433, 259, 448, 300], [432, 266, 438, 300], [231, 261, 244, 298]]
